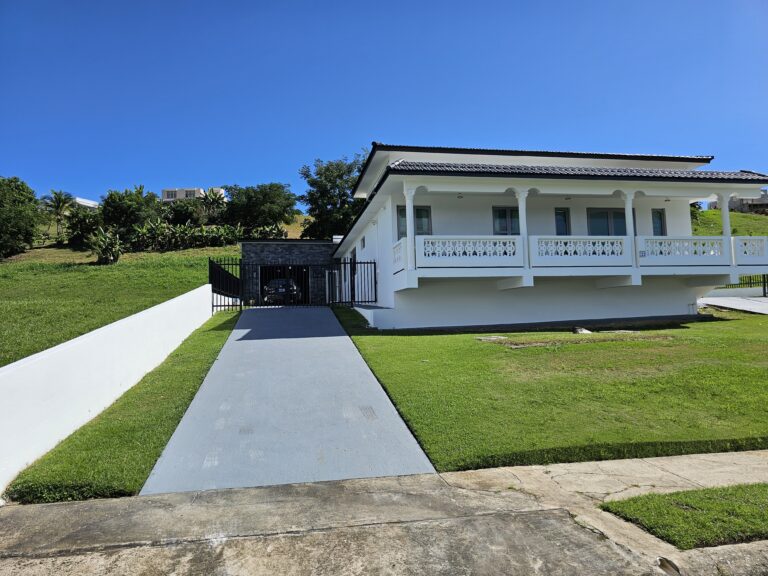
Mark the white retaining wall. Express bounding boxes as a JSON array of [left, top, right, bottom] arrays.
[[0, 284, 213, 498], [358, 277, 704, 329]]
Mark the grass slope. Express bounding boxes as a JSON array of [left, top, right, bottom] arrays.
[[693, 209, 768, 236], [601, 483, 768, 549], [5, 311, 239, 503], [334, 307, 768, 471], [0, 246, 238, 367]]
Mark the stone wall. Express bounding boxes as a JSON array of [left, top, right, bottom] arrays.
[[241, 241, 337, 265]]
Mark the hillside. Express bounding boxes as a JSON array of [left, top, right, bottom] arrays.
[[693, 209, 768, 236], [285, 214, 309, 239]]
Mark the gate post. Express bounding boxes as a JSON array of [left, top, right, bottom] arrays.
[[238, 259, 243, 312]]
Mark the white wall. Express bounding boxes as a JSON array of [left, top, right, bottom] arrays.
[[385, 193, 690, 237], [0, 284, 213, 498], [362, 277, 704, 329]]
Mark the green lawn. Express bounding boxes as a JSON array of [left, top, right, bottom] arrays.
[[334, 307, 768, 472], [4, 311, 239, 504], [0, 245, 238, 367], [601, 483, 768, 550], [693, 209, 768, 236]]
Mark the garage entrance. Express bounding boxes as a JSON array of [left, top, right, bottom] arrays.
[[209, 257, 377, 311]]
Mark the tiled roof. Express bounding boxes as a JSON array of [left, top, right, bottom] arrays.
[[387, 160, 768, 184], [372, 143, 714, 163]]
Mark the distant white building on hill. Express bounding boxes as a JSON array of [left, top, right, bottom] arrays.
[[74, 197, 99, 210], [161, 187, 226, 203]]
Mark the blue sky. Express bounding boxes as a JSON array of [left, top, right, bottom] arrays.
[[1, 0, 766, 207]]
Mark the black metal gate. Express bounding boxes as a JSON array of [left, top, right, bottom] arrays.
[[209, 258, 377, 311]]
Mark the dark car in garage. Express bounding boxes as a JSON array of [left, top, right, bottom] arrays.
[[262, 278, 303, 305]]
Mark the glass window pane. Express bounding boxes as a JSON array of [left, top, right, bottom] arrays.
[[415, 207, 431, 235], [397, 207, 406, 240], [555, 208, 570, 236], [509, 208, 520, 235], [612, 211, 627, 236], [652, 209, 666, 236], [493, 208, 508, 235], [588, 210, 610, 235]]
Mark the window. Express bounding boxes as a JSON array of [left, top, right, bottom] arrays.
[[397, 206, 432, 240], [185, 190, 196, 199], [587, 208, 629, 236], [651, 208, 667, 236], [554, 208, 571, 236], [166, 190, 177, 200], [492, 207, 520, 235], [360, 236, 366, 250]]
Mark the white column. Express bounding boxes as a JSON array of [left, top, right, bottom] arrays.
[[404, 187, 416, 270], [718, 192, 733, 265], [621, 191, 636, 266], [515, 189, 529, 268]]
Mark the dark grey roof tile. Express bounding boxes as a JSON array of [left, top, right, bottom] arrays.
[[387, 160, 768, 184]]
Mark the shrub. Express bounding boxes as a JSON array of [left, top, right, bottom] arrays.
[[66, 205, 102, 250], [166, 198, 207, 226], [101, 185, 163, 239], [126, 221, 242, 252], [88, 227, 123, 264], [0, 176, 41, 258]]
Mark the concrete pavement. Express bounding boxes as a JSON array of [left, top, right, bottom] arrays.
[[141, 307, 434, 495], [0, 474, 660, 575], [699, 296, 768, 314], [2, 451, 768, 574], [444, 450, 768, 576]]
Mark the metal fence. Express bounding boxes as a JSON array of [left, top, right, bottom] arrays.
[[209, 258, 377, 311], [723, 274, 768, 296]]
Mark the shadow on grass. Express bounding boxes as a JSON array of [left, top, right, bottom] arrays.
[[332, 306, 730, 338]]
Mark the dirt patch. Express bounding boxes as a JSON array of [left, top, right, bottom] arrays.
[[477, 335, 674, 350]]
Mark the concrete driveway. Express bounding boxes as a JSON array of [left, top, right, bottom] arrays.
[[141, 307, 434, 495]]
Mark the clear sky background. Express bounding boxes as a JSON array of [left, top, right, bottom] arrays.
[[1, 0, 766, 207]]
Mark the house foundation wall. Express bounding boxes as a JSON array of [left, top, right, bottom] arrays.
[[361, 277, 707, 329]]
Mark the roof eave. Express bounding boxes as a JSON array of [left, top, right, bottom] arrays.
[[388, 168, 768, 186]]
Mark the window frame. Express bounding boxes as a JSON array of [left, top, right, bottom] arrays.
[[554, 207, 571, 236], [396, 205, 433, 240], [651, 208, 667, 236], [491, 206, 520, 236]]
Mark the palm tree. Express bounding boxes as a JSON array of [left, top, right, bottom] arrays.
[[42, 190, 75, 238], [201, 188, 226, 220]]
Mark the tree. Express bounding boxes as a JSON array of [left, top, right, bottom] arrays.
[[298, 154, 365, 239], [690, 201, 702, 222], [66, 205, 102, 250], [166, 198, 207, 226], [201, 188, 226, 223], [101, 185, 162, 238], [41, 190, 75, 238], [0, 176, 41, 258], [223, 183, 296, 233]]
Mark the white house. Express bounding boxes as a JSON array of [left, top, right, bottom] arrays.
[[333, 143, 768, 329], [161, 187, 226, 202]]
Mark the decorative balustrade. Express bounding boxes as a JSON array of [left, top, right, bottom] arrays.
[[394, 234, 768, 273], [392, 238, 405, 271], [636, 236, 730, 266], [733, 236, 768, 265], [415, 235, 524, 268], [529, 236, 632, 267]]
